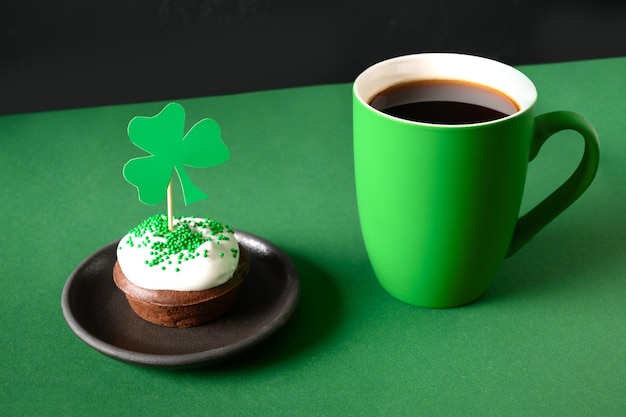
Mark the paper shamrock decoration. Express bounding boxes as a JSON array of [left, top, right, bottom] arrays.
[[123, 102, 230, 227]]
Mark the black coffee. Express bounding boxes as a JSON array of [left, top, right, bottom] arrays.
[[370, 79, 519, 124]]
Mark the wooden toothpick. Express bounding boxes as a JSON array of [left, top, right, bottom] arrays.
[[167, 179, 174, 232]]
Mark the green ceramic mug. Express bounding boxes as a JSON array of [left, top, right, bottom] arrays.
[[353, 53, 600, 308]]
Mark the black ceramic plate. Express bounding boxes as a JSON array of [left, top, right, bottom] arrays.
[[61, 231, 300, 369]]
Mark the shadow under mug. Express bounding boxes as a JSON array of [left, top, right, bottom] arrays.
[[353, 53, 600, 308]]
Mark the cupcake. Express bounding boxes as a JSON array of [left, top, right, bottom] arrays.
[[113, 214, 248, 328]]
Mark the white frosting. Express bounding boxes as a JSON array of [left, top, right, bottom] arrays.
[[116, 215, 240, 291]]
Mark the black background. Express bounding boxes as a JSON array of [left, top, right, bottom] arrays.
[[1, 0, 625, 115]]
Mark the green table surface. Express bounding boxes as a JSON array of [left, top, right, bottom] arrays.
[[1, 57, 625, 416]]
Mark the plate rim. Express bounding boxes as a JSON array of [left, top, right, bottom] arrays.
[[61, 230, 300, 369]]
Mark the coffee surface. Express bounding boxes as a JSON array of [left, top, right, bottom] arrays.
[[370, 79, 519, 124]]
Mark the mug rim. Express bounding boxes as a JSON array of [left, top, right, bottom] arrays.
[[353, 53, 537, 128]]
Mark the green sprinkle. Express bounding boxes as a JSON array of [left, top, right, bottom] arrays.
[[125, 214, 235, 271]]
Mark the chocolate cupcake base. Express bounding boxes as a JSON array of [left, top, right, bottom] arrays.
[[113, 248, 248, 328]]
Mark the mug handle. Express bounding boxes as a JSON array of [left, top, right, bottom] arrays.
[[506, 111, 600, 257]]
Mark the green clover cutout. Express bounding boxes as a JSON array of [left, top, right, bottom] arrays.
[[123, 102, 230, 206]]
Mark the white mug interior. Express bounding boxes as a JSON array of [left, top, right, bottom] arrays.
[[354, 53, 537, 125]]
